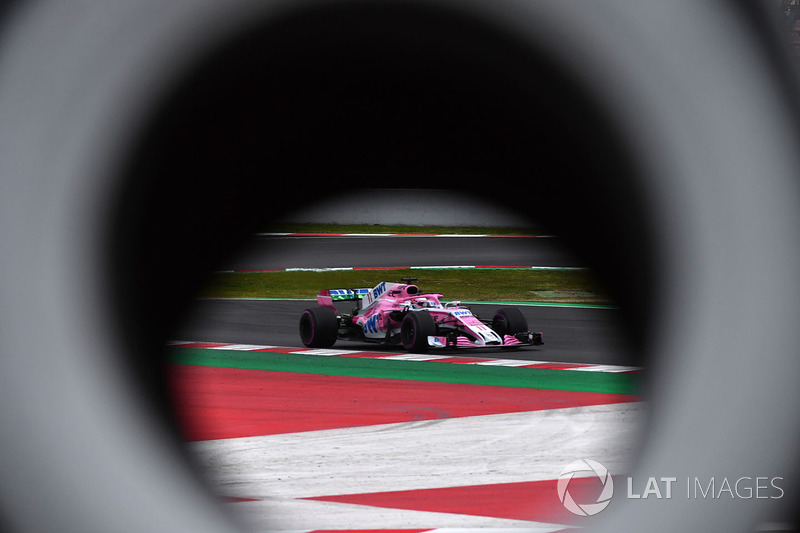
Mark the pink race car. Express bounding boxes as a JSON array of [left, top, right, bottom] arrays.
[[298, 278, 543, 352]]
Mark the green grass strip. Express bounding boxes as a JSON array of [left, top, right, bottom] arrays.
[[169, 347, 637, 396], [198, 296, 615, 310], [202, 268, 611, 305]]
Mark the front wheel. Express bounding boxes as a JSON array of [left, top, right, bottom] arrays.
[[400, 312, 436, 352], [299, 307, 339, 348], [492, 307, 528, 339]]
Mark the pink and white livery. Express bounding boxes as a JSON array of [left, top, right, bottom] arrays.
[[298, 278, 543, 352]]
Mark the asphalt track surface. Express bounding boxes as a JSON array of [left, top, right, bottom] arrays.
[[176, 299, 633, 366], [177, 235, 633, 366], [222, 234, 584, 270], [172, 235, 639, 531]]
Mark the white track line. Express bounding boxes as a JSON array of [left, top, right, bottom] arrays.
[[216, 265, 588, 273], [172, 341, 641, 372], [190, 405, 642, 496], [568, 364, 641, 373], [255, 233, 555, 238], [228, 498, 559, 532], [206, 344, 277, 351], [191, 404, 642, 530]]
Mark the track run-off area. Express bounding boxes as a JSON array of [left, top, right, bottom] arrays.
[[168, 233, 644, 532], [221, 233, 585, 271]]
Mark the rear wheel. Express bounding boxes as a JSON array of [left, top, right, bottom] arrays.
[[299, 307, 339, 348], [492, 307, 528, 339], [400, 312, 436, 352]]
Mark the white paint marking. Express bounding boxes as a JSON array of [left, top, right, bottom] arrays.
[[470, 359, 542, 367], [283, 267, 354, 272], [380, 353, 452, 362], [227, 497, 557, 531], [342, 233, 399, 237], [408, 265, 476, 269], [190, 404, 642, 503], [254, 232, 552, 238], [290, 349, 359, 356], [567, 365, 641, 373], [435, 234, 489, 237], [171, 341, 640, 372], [206, 344, 277, 351]]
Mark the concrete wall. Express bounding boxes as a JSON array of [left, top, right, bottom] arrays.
[[278, 188, 533, 228]]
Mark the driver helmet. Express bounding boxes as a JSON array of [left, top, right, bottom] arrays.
[[413, 297, 434, 308]]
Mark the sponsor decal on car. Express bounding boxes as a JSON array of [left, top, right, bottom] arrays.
[[364, 313, 381, 334], [372, 282, 387, 300]]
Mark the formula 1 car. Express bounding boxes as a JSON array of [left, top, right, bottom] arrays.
[[298, 278, 543, 352]]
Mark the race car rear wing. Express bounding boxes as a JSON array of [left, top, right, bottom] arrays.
[[317, 288, 370, 309]]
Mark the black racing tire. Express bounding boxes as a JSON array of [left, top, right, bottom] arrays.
[[400, 311, 436, 352], [492, 307, 528, 339], [299, 306, 339, 348]]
